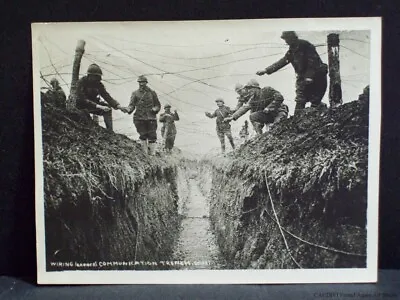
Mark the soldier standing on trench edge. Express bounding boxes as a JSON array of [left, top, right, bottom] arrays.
[[159, 104, 179, 153], [76, 63, 128, 132], [256, 31, 328, 115], [45, 78, 67, 109], [205, 98, 235, 153], [126, 75, 161, 155], [224, 79, 289, 135]]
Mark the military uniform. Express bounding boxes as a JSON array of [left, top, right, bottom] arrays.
[[76, 75, 121, 131], [206, 104, 235, 152], [231, 87, 288, 134], [127, 86, 161, 142], [45, 85, 66, 109], [265, 39, 328, 113], [159, 110, 179, 150], [233, 93, 252, 113]]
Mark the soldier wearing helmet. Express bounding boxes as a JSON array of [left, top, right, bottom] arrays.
[[224, 79, 288, 135], [159, 103, 179, 153], [45, 77, 66, 109], [76, 63, 128, 131], [256, 31, 328, 114], [126, 75, 161, 155], [232, 82, 251, 113], [205, 98, 235, 153]]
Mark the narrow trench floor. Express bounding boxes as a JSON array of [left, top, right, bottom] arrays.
[[172, 178, 224, 270]]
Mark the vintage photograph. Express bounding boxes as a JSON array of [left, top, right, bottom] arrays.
[[33, 18, 381, 284]]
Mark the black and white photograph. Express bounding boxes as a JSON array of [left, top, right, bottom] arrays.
[[33, 18, 381, 284]]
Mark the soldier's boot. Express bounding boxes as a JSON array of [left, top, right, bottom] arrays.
[[221, 142, 226, 153], [148, 142, 156, 155], [140, 139, 148, 154], [313, 102, 328, 111], [253, 122, 264, 135], [103, 110, 113, 132]]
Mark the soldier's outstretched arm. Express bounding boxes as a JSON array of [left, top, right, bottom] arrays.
[[127, 92, 137, 114], [205, 111, 216, 118], [231, 104, 250, 121], [99, 83, 120, 109], [257, 50, 291, 76]]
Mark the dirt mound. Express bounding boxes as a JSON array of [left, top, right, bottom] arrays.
[[41, 101, 181, 270], [205, 99, 369, 269]]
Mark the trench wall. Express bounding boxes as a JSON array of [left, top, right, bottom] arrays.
[[200, 101, 369, 269], [42, 103, 182, 271]]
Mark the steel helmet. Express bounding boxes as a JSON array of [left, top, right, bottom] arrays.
[[215, 98, 224, 104], [280, 31, 298, 40], [87, 64, 103, 76], [235, 83, 244, 92], [245, 79, 260, 89], [137, 75, 148, 83], [50, 78, 59, 85], [164, 103, 171, 108]]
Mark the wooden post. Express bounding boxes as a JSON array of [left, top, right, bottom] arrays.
[[327, 33, 343, 108], [67, 40, 86, 110]]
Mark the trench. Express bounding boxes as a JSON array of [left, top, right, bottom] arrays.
[[172, 166, 225, 270]]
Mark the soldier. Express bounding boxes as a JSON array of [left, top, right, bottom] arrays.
[[239, 120, 249, 144], [205, 98, 235, 153], [45, 78, 67, 109], [224, 79, 288, 135], [76, 64, 127, 131], [127, 75, 161, 155], [256, 31, 328, 115], [159, 104, 179, 152], [232, 83, 251, 113]]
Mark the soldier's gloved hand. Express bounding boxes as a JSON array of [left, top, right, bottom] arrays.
[[224, 116, 233, 123], [305, 78, 314, 84], [118, 106, 129, 113], [256, 70, 266, 76], [97, 105, 111, 112], [205, 112, 211, 117]]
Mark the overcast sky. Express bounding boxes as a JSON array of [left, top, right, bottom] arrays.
[[33, 19, 372, 156]]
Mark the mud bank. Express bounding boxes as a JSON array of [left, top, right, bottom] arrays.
[[202, 100, 369, 269], [42, 103, 181, 270]]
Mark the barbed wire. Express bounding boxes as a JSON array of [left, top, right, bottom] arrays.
[[341, 45, 370, 60], [39, 38, 70, 88]]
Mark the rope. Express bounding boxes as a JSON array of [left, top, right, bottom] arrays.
[[39, 38, 70, 88], [264, 170, 302, 268]]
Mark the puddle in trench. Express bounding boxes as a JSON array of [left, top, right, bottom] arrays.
[[172, 178, 225, 270]]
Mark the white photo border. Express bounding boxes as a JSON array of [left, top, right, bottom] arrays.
[[33, 17, 381, 284]]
